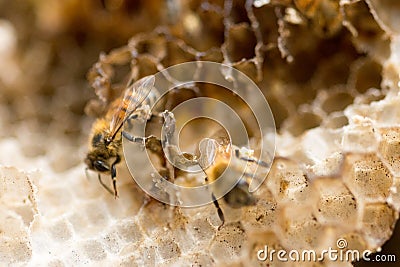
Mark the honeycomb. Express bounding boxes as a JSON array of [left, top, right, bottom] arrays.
[[1, 0, 400, 266]]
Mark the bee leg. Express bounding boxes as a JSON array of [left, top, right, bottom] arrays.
[[111, 155, 121, 198], [127, 105, 152, 124], [211, 193, 225, 230], [234, 149, 270, 168], [125, 114, 138, 129], [98, 173, 114, 196], [122, 131, 145, 145]]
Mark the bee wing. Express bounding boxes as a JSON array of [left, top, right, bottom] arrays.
[[109, 75, 155, 139]]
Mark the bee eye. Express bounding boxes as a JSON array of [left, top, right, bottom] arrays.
[[94, 160, 110, 172]]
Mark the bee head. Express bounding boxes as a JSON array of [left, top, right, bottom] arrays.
[[223, 180, 256, 208], [85, 153, 110, 173]]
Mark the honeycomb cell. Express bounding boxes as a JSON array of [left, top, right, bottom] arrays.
[[226, 23, 257, 62], [0, 167, 37, 204], [199, 48, 224, 62], [209, 222, 246, 263], [349, 58, 383, 94], [85, 201, 110, 228], [252, 4, 279, 46], [324, 113, 349, 129], [301, 128, 343, 165], [277, 205, 326, 250], [131, 56, 159, 79], [135, 245, 157, 266], [185, 253, 215, 267], [284, 112, 322, 137], [0, 167, 37, 228], [367, 0, 400, 34], [309, 152, 344, 177], [338, 232, 368, 253], [118, 255, 140, 267], [353, 88, 385, 105], [243, 231, 285, 267], [265, 92, 290, 130], [133, 34, 167, 59], [361, 203, 397, 247], [313, 179, 358, 225], [229, 0, 251, 25], [241, 197, 277, 232], [266, 159, 311, 204], [166, 226, 194, 256], [47, 259, 65, 267], [116, 220, 143, 244], [0, 167, 36, 265], [341, 121, 378, 153], [136, 201, 176, 236], [294, 0, 343, 37], [49, 219, 73, 242], [343, 154, 393, 202], [321, 92, 354, 114], [81, 240, 107, 261], [343, 0, 391, 58], [101, 230, 122, 254], [311, 48, 358, 90], [156, 237, 181, 260], [0, 237, 32, 264], [388, 177, 400, 212], [371, 96, 400, 125], [182, 7, 225, 51], [161, 40, 197, 67], [378, 127, 400, 176], [186, 218, 215, 243], [233, 60, 260, 82]]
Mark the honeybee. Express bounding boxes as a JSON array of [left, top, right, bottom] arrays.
[[203, 136, 270, 227], [85, 75, 157, 197], [159, 112, 270, 227]]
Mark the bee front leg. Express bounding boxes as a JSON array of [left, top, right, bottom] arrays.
[[98, 173, 114, 196], [125, 114, 138, 129], [122, 131, 145, 145], [234, 149, 271, 168], [203, 171, 225, 229], [127, 105, 152, 124], [212, 192, 225, 230], [111, 155, 121, 198]]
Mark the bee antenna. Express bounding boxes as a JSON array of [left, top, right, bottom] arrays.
[[97, 173, 114, 196]]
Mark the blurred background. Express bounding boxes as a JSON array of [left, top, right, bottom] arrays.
[[0, 0, 168, 167]]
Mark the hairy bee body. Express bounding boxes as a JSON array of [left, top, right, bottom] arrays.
[[85, 117, 122, 174], [85, 75, 156, 197], [204, 146, 257, 209], [206, 159, 256, 209]]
